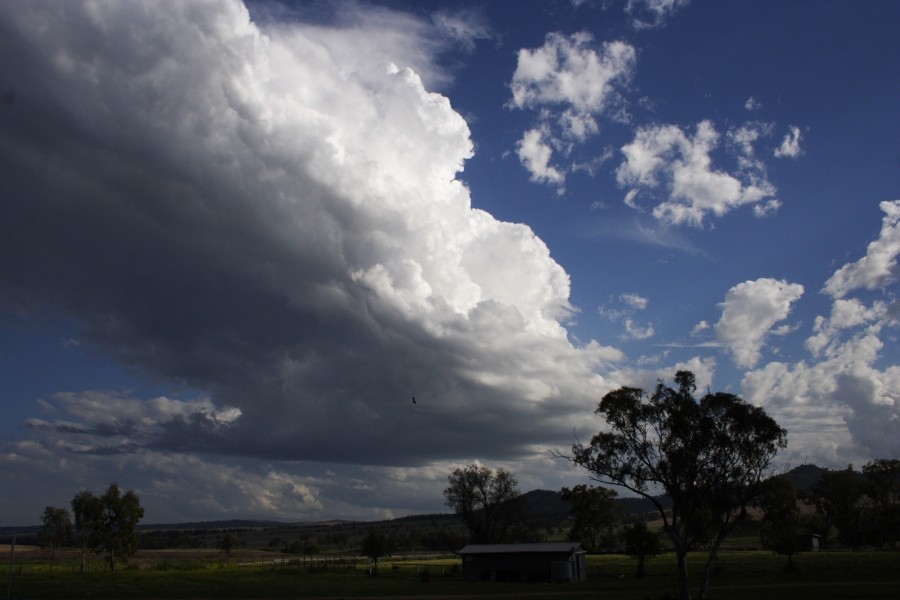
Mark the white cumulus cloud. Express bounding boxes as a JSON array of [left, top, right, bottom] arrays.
[[714, 278, 805, 368], [823, 200, 900, 298], [516, 127, 567, 188], [617, 121, 779, 226], [774, 125, 803, 158], [743, 207, 899, 464], [509, 31, 636, 189]]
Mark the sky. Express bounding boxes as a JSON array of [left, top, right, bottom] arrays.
[[0, 0, 897, 526]]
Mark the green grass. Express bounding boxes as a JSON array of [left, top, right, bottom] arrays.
[[6, 550, 899, 599]]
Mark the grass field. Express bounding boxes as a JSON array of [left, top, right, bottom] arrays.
[[3, 547, 899, 599]]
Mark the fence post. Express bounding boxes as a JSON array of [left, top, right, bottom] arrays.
[[6, 536, 16, 600]]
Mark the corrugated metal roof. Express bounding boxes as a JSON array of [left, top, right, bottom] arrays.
[[458, 542, 582, 555]]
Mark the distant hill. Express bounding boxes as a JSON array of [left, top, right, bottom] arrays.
[[781, 464, 830, 492], [519, 489, 571, 519], [1, 465, 835, 534]]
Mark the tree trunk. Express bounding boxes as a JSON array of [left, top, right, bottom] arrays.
[[699, 555, 715, 600], [676, 550, 691, 600]]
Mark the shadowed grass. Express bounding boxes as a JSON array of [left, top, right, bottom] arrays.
[[5, 550, 899, 599]]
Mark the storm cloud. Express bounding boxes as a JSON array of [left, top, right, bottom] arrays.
[[0, 0, 619, 470]]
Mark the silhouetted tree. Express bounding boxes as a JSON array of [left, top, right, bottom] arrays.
[[622, 520, 661, 578], [218, 532, 242, 558], [71, 490, 102, 573], [757, 476, 805, 570], [562, 371, 786, 600], [71, 483, 144, 571], [40, 506, 72, 572], [560, 484, 619, 551], [809, 466, 863, 549], [862, 458, 900, 549], [444, 464, 522, 544], [361, 530, 387, 575]]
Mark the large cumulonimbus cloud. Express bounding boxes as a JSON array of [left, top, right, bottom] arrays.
[[0, 1, 620, 468]]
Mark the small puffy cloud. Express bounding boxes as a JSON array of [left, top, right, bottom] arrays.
[[823, 200, 900, 298], [617, 121, 778, 226], [509, 32, 636, 189], [516, 127, 566, 188], [727, 122, 773, 171], [510, 32, 636, 116], [805, 298, 888, 357], [753, 198, 782, 218], [626, 0, 690, 29], [745, 97, 762, 111], [691, 320, 711, 335], [624, 319, 655, 340], [714, 278, 805, 368], [774, 125, 803, 158], [621, 292, 649, 310]]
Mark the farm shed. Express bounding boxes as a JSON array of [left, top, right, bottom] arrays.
[[457, 542, 587, 583]]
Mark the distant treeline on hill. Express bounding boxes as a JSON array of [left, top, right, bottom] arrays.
[[0, 463, 833, 538]]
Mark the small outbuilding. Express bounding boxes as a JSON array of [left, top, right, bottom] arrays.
[[457, 542, 587, 583]]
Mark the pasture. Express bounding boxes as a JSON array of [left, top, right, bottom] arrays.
[[4, 546, 899, 599]]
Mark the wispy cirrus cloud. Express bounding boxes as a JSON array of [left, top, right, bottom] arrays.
[[625, 0, 690, 30]]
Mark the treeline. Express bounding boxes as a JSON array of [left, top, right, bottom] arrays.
[[796, 459, 899, 550]]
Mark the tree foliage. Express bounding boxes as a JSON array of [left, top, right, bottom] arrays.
[[361, 530, 388, 574], [565, 371, 787, 600], [560, 484, 619, 551], [806, 460, 900, 550], [218, 532, 243, 558], [71, 489, 103, 573], [807, 466, 863, 549], [861, 458, 900, 550], [70, 483, 145, 571], [443, 464, 522, 544], [621, 520, 662, 578], [40, 506, 73, 572], [757, 476, 806, 569]]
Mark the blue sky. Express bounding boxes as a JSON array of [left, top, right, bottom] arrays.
[[0, 0, 897, 525]]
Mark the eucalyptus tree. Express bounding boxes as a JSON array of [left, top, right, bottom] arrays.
[[71, 483, 144, 572], [40, 506, 72, 572], [622, 519, 661, 579], [443, 464, 522, 544], [560, 484, 619, 551], [562, 371, 786, 600]]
